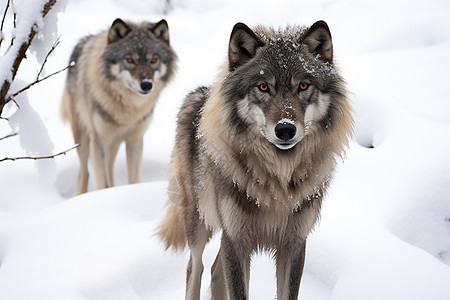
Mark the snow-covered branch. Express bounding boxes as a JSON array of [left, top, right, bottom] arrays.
[[0, 0, 58, 117]]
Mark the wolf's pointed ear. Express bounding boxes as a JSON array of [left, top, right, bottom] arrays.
[[152, 19, 170, 44], [108, 18, 132, 44], [302, 21, 333, 63], [228, 23, 264, 71]]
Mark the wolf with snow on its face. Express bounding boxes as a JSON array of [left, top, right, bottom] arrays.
[[159, 21, 353, 299], [60, 18, 177, 194]]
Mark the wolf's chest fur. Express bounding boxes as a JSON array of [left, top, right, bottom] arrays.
[[87, 81, 158, 128], [196, 123, 330, 241]]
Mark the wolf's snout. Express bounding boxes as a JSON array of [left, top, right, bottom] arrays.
[[275, 123, 297, 141], [140, 80, 153, 92]]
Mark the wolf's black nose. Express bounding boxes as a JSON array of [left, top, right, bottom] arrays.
[[141, 80, 153, 92], [275, 123, 297, 141]]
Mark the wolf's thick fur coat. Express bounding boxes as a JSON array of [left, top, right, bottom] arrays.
[[160, 21, 353, 299], [61, 18, 177, 194]]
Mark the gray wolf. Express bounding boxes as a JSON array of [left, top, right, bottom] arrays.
[[159, 21, 353, 299], [60, 18, 177, 194]]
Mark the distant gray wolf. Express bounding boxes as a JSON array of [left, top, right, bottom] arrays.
[[159, 20, 353, 299], [60, 18, 177, 194]]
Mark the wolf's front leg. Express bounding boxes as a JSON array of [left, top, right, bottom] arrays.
[[276, 239, 306, 300], [76, 131, 90, 194], [107, 139, 122, 187], [126, 136, 143, 184], [210, 248, 227, 300], [90, 135, 112, 190], [220, 233, 250, 300]]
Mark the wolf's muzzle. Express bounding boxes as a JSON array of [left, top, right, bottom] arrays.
[[140, 79, 153, 92], [275, 122, 297, 141]]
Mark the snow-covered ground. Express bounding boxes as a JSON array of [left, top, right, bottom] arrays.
[[1, 0, 450, 299]]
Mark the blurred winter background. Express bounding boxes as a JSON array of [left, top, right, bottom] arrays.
[[0, 0, 450, 299]]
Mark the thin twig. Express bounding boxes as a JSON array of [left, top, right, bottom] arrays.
[[0, 132, 17, 141], [36, 37, 60, 80], [0, 0, 10, 49], [0, 144, 79, 162], [0, 0, 9, 31], [10, 0, 15, 47], [8, 63, 70, 100], [6, 97, 20, 110], [11, 0, 15, 28], [10, 97, 19, 108], [0, 97, 20, 121]]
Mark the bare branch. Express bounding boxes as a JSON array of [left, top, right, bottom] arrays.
[[0, 0, 9, 31], [12, 0, 15, 27], [0, 96, 20, 121], [0, 0, 10, 49], [7, 63, 70, 100], [10, 0, 16, 47], [36, 36, 60, 80], [7, 96, 20, 109], [0, 132, 17, 141], [0, 144, 79, 162]]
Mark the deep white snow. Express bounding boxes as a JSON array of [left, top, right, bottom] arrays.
[[1, 0, 450, 299]]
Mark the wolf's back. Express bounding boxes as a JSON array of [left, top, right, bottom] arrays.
[[59, 36, 93, 123]]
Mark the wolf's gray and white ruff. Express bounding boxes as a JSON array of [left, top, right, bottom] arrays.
[[160, 21, 353, 300]]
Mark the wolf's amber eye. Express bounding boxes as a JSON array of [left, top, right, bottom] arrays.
[[126, 58, 135, 64], [258, 83, 269, 93], [298, 82, 309, 92], [151, 57, 158, 64]]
